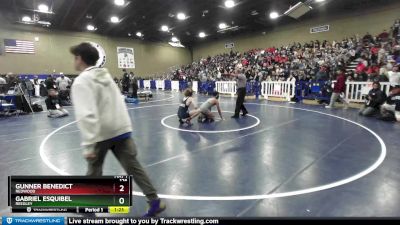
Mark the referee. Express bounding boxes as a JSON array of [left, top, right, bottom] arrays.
[[224, 68, 249, 118]]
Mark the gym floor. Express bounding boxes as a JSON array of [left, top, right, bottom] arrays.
[[0, 91, 399, 217]]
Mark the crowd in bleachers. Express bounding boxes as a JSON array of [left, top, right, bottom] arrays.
[[152, 19, 400, 122], [162, 20, 400, 90]]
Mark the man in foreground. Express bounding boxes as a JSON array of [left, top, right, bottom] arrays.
[[70, 42, 166, 217]]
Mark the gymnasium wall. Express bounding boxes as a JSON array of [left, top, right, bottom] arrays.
[[0, 23, 192, 78], [192, 2, 400, 61]]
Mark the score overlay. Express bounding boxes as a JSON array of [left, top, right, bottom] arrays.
[[8, 176, 132, 213]]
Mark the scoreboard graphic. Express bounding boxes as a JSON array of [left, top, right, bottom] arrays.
[[8, 176, 132, 214]]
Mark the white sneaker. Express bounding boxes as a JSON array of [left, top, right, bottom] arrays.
[[325, 106, 332, 109]]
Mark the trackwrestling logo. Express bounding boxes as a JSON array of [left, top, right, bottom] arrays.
[[2, 217, 64, 225]]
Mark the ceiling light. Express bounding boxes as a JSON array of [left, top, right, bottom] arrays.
[[218, 23, 227, 29], [177, 12, 186, 20], [199, 32, 206, 38], [87, 24, 95, 31], [315, 0, 325, 2], [224, 0, 235, 8], [161, 25, 169, 32], [38, 4, 49, 13], [114, 0, 125, 6], [171, 37, 179, 42], [169, 42, 185, 48], [136, 32, 143, 37], [110, 16, 120, 23], [269, 11, 279, 19], [22, 16, 31, 22]]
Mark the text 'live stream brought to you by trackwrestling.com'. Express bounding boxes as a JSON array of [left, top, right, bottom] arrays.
[[68, 218, 220, 225], [1, 217, 222, 225]]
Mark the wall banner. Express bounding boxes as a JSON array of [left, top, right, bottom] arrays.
[[117, 47, 135, 69], [310, 25, 330, 34], [225, 42, 235, 49]]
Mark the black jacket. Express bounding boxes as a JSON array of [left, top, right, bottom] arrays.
[[366, 88, 386, 109], [45, 78, 56, 90], [122, 73, 130, 86], [131, 79, 138, 90], [45, 96, 62, 110], [386, 93, 400, 111]]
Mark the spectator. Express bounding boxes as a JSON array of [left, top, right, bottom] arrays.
[[45, 75, 56, 90], [388, 65, 400, 89], [122, 69, 130, 93], [380, 87, 400, 122], [315, 67, 328, 81], [392, 19, 400, 38], [33, 76, 39, 85], [32, 76, 40, 97], [367, 63, 380, 79], [45, 89, 69, 118], [24, 78, 34, 96], [359, 82, 386, 117], [39, 81, 48, 97], [130, 77, 139, 99], [363, 32, 374, 44], [6, 73, 18, 88], [56, 74, 72, 91], [377, 29, 389, 42], [0, 75, 6, 94], [386, 59, 395, 71], [287, 73, 296, 83], [370, 44, 380, 63], [0, 75, 6, 84], [326, 68, 350, 109]]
